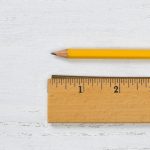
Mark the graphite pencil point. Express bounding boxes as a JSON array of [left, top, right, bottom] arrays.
[[51, 52, 56, 55]]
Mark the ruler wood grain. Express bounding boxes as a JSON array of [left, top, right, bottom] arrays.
[[48, 76, 150, 123]]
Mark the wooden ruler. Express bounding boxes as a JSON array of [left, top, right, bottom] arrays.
[[48, 75, 150, 123]]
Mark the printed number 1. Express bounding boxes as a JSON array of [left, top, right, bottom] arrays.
[[79, 86, 84, 93]]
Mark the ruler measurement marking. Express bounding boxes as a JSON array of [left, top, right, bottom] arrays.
[[73, 79, 75, 87], [56, 80, 58, 87], [139, 78, 141, 85], [127, 79, 130, 88], [145, 79, 147, 88], [117, 78, 118, 84], [79, 78, 81, 86], [101, 79, 102, 90], [89, 78, 91, 85], [137, 79, 139, 90], [60, 78, 62, 85], [87, 78, 89, 85], [58, 78, 60, 84], [106, 78, 107, 84], [141, 78, 143, 85], [119, 78, 121, 93], [110, 78, 112, 87], [123, 78, 125, 85], [103, 78, 105, 84], [120, 78, 122, 84], [115, 78, 117, 84], [50, 77, 150, 93], [65, 79, 67, 89], [91, 78, 93, 85], [69, 78, 71, 85]]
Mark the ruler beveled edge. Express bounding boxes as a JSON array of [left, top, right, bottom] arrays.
[[51, 75, 150, 78]]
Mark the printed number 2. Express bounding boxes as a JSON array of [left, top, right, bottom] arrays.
[[114, 86, 119, 93]]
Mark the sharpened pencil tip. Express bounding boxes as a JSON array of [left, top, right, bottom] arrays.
[[51, 52, 56, 55], [50, 49, 67, 58]]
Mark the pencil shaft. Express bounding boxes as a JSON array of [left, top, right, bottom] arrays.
[[67, 48, 150, 59]]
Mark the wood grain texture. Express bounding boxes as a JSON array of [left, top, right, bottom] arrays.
[[48, 77, 150, 123], [1, 0, 150, 149]]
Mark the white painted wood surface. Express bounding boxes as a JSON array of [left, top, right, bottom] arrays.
[[1, 0, 150, 149]]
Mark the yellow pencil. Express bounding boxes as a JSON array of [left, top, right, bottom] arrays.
[[51, 48, 150, 59]]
